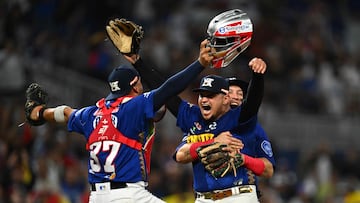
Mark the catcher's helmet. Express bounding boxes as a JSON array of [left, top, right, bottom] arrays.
[[207, 9, 253, 68]]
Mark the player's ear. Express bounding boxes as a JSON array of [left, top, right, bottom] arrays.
[[132, 82, 143, 95], [223, 93, 230, 105], [132, 85, 140, 94], [130, 77, 143, 95]]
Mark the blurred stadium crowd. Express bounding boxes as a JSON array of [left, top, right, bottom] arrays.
[[1, 0, 360, 202]]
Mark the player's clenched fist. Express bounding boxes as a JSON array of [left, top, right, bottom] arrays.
[[249, 57, 267, 74]]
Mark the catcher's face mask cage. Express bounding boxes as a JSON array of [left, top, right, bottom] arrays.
[[207, 9, 253, 68]]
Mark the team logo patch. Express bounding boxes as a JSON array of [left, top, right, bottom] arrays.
[[93, 115, 117, 129], [261, 140, 273, 157], [109, 81, 121, 91], [218, 27, 226, 34], [194, 122, 202, 130], [201, 78, 214, 87]]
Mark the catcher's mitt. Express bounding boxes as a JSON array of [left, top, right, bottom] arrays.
[[106, 18, 144, 54], [196, 142, 244, 178], [25, 83, 49, 126]]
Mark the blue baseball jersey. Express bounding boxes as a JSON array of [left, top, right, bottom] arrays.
[[67, 92, 156, 184], [230, 122, 275, 186], [175, 101, 275, 192]]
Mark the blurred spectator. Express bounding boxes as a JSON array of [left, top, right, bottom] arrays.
[[0, 40, 26, 96], [60, 158, 87, 203], [270, 157, 298, 201]]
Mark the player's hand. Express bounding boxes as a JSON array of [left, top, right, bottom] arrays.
[[249, 57, 267, 74], [198, 39, 213, 68], [214, 131, 243, 152], [30, 105, 44, 120]]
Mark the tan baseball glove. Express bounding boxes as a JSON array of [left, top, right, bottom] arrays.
[[106, 18, 144, 54]]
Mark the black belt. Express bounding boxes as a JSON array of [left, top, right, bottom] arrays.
[[195, 185, 253, 200], [91, 182, 127, 191]]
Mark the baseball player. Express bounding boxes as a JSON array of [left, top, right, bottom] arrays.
[[24, 39, 213, 203], [121, 53, 271, 202], [228, 77, 276, 200], [174, 71, 275, 203], [227, 76, 275, 163], [173, 11, 274, 202]]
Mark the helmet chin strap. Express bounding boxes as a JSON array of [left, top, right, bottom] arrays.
[[210, 49, 227, 58]]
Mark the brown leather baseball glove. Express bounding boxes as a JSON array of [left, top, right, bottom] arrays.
[[106, 18, 144, 54]]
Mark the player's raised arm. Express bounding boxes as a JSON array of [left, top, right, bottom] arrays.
[[238, 57, 267, 123], [106, 18, 198, 117], [120, 53, 185, 117], [22, 83, 75, 126]]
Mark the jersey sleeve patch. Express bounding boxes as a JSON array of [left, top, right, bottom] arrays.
[[261, 140, 273, 157]]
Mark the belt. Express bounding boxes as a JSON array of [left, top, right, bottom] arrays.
[[195, 185, 253, 200], [91, 182, 127, 191]]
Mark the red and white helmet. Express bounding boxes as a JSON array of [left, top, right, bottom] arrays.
[[207, 9, 253, 68]]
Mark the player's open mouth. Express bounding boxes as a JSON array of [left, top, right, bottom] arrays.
[[231, 102, 239, 107], [202, 105, 211, 111], [201, 105, 212, 116]]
